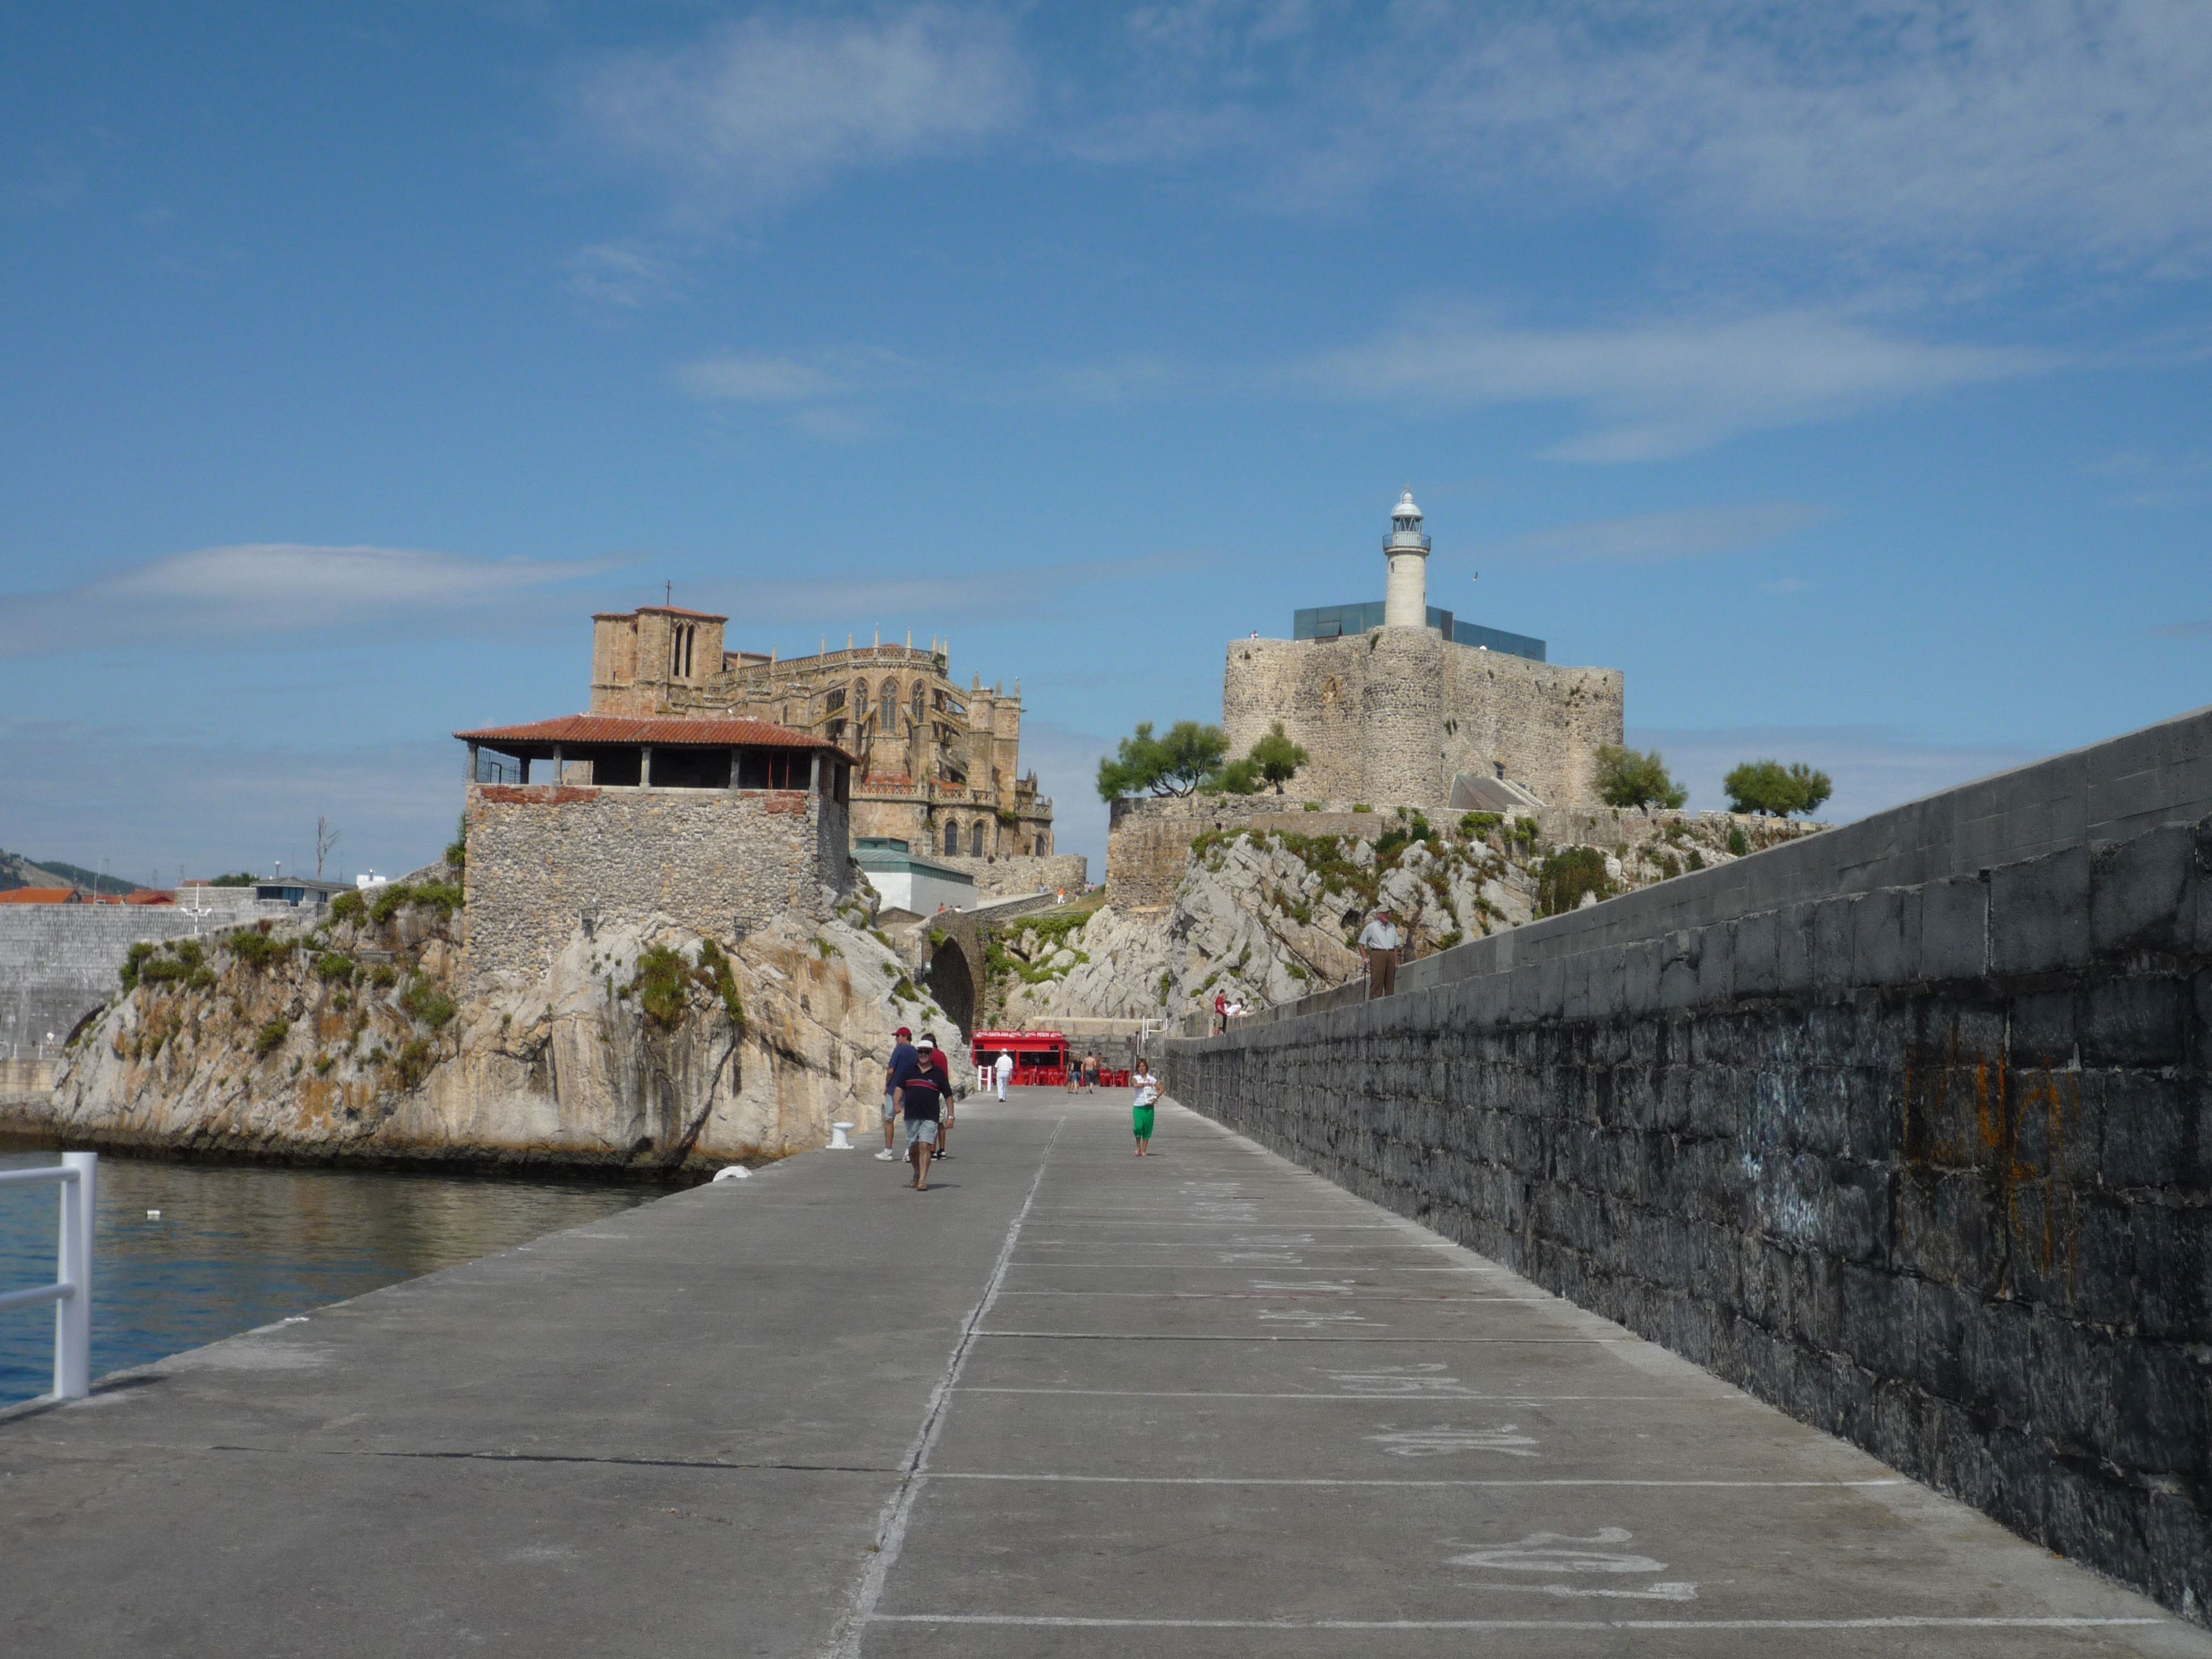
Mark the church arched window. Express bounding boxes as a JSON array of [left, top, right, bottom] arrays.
[[913, 683, 926, 726], [970, 821, 984, 856], [853, 680, 868, 719], [880, 679, 900, 734], [944, 820, 959, 856], [825, 686, 845, 714]]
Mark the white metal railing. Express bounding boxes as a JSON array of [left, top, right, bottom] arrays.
[[0, 1152, 96, 1400]]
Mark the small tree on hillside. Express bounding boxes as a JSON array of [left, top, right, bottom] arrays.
[[1592, 744, 1687, 810], [1248, 722, 1309, 794], [1096, 720, 1230, 800], [1723, 759, 1833, 817]]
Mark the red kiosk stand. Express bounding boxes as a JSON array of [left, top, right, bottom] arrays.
[[970, 1032, 1131, 1091], [971, 1030, 1070, 1088]]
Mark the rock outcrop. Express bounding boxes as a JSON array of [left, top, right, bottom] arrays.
[[993, 808, 1817, 1024], [27, 870, 947, 1170]]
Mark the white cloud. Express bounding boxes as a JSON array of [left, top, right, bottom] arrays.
[[1307, 308, 2054, 459], [1478, 503, 1826, 566], [575, 8, 1029, 219], [0, 545, 611, 657], [1627, 723, 2040, 823]]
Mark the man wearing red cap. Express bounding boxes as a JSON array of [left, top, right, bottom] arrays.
[[879, 1027, 916, 1160]]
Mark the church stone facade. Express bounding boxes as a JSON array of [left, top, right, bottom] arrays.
[[1221, 493, 1624, 809], [591, 608, 1055, 862]]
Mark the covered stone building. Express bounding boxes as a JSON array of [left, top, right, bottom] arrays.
[[1221, 492, 1624, 809], [454, 714, 855, 990], [589, 608, 1055, 864]]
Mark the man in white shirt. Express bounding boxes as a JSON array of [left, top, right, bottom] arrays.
[[993, 1048, 1014, 1101], [1358, 907, 1403, 999]]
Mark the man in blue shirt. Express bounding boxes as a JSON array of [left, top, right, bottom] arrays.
[[879, 1027, 914, 1161]]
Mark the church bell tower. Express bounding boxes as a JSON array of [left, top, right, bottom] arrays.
[[1382, 489, 1430, 628]]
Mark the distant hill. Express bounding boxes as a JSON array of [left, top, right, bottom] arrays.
[[0, 848, 147, 896]]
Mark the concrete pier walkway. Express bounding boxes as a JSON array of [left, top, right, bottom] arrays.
[[3, 1091, 2207, 1656]]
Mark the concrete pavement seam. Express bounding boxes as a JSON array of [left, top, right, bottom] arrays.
[[820, 1109, 1070, 1659]]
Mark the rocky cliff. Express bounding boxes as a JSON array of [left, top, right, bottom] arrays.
[[992, 808, 1817, 1023], [26, 870, 947, 1170]]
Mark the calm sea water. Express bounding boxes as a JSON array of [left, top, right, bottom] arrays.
[[0, 1142, 672, 1409]]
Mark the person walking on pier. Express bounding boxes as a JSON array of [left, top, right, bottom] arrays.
[[879, 1027, 914, 1161], [993, 1048, 1013, 1101], [1131, 1060, 1159, 1156], [931, 1039, 956, 1159], [895, 1034, 948, 1190], [1359, 907, 1403, 1000]]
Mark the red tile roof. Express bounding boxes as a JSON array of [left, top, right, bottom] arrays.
[[0, 887, 79, 905], [454, 714, 850, 757]]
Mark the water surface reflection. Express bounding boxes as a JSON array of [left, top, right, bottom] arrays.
[[0, 1142, 671, 1408]]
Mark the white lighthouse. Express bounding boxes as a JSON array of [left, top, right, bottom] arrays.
[[1381, 488, 1431, 629]]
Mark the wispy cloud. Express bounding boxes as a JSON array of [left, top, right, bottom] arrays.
[[0, 717, 458, 880], [0, 545, 613, 657], [1478, 503, 1827, 566], [674, 346, 922, 404], [1104, 2, 2212, 282], [562, 240, 681, 308], [1305, 308, 2054, 460], [671, 344, 1188, 436], [2085, 447, 2212, 508], [573, 8, 1029, 222], [694, 549, 1209, 629]]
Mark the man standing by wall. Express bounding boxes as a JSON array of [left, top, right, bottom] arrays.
[[1359, 907, 1403, 999]]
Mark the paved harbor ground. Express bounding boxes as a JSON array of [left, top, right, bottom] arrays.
[[2, 1089, 2206, 1657]]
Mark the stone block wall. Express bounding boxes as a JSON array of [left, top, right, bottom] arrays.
[[937, 853, 1088, 901], [1106, 796, 1377, 913], [461, 783, 851, 991], [0, 908, 224, 1059], [1165, 716, 2212, 1623]]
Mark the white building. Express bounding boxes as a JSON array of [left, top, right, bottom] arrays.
[[853, 838, 977, 918]]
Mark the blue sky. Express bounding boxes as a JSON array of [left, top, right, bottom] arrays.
[[3, 1, 2208, 883]]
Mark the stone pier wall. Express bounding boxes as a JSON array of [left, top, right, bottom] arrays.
[[0, 908, 227, 1061], [1166, 706, 2212, 1624]]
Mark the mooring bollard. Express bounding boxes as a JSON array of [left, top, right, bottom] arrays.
[[826, 1122, 856, 1150]]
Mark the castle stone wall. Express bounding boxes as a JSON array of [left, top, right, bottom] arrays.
[[1440, 646, 1624, 808], [1222, 629, 1624, 809], [461, 783, 851, 991]]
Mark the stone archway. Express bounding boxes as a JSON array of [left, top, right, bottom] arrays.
[[922, 921, 979, 1040]]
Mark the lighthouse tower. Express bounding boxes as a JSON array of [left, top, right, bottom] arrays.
[[1382, 489, 1431, 629]]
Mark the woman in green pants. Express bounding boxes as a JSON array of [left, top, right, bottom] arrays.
[[1130, 1060, 1159, 1156]]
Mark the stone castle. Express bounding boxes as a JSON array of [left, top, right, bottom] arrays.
[[591, 606, 1056, 862], [1221, 492, 1624, 809]]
